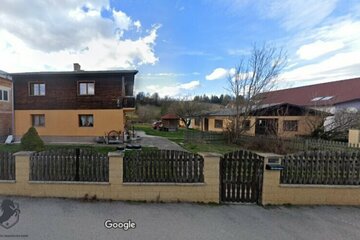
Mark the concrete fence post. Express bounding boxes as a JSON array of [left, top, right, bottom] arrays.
[[257, 153, 283, 206], [199, 152, 222, 203], [348, 129, 360, 147], [14, 151, 33, 183], [108, 151, 124, 199], [108, 151, 123, 184], [13, 151, 33, 196]]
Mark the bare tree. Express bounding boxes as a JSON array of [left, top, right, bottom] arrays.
[[308, 109, 360, 139], [169, 97, 208, 128], [304, 93, 360, 140], [136, 105, 161, 123], [227, 43, 287, 141]]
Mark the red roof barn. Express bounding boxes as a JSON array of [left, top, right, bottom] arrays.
[[261, 77, 360, 107]]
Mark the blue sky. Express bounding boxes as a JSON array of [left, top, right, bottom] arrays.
[[1, 0, 360, 97]]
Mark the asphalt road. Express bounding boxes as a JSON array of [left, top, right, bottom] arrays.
[[1, 197, 360, 240]]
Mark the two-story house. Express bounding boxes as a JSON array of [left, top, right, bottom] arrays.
[[12, 64, 137, 142], [0, 71, 13, 142]]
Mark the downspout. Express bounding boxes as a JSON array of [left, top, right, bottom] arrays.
[[11, 77, 15, 139], [121, 76, 126, 97], [121, 76, 126, 140]]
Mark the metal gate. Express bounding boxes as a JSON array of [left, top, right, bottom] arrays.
[[220, 150, 264, 203]]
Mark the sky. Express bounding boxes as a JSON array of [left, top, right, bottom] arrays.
[[1, 0, 360, 97]]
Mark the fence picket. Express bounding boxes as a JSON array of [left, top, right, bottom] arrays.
[[29, 149, 108, 182], [281, 150, 360, 185], [123, 150, 204, 183], [0, 152, 15, 180]]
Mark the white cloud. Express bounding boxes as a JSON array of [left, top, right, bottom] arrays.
[[296, 40, 344, 60], [206, 68, 228, 80], [180, 80, 200, 90], [134, 20, 142, 31], [0, 0, 160, 72], [113, 10, 132, 30], [282, 16, 360, 84], [205, 67, 236, 81], [282, 51, 360, 83], [146, 80, 200, 97], [261, 0, 338, 30]]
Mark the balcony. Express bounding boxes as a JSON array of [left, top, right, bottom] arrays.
[[117, 96, 135, 109]]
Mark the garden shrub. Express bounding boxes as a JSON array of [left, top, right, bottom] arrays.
[[21, 127, 45, 152]]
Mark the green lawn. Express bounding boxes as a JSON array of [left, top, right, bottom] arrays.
[[134, 123, 238, 154], [134, 123, 192, 141], [180, 142, 239, 154]]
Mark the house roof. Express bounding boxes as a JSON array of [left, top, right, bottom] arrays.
[[11, 69, 138, 76], [261, 77, 360, 106], [198, 103, 328, 117], [161, 113, 179, 120], [11, 70, 138, 76], [0, 70, 12, 81]]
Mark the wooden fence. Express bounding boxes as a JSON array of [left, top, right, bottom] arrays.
[[0, 152, 15, 180], [281, 150, 360, 185], [184, 131, 226, 144], [236, 135, 353, 152], [30, 149, 109, 182], [123, 150, 204, 183]]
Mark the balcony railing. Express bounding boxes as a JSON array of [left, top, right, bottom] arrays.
[[117, 96, 135, 108]]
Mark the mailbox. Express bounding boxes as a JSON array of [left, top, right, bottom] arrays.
[[265, 163, 284, 171]]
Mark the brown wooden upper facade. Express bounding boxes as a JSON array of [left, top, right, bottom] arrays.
[[12, 69, 137, 110], [0, 74, 13, 140]]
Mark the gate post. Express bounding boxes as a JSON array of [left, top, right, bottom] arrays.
[[257, 153, 283, 206], [199, 152, 221, 203]]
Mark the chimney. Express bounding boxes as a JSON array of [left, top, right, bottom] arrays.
[[73, 63, 81, 71]]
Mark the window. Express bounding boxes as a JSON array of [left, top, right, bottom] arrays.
[[214, 119, 223, 129], [194, 118, 200, 126], [78, 82, 95, 95], [311, 97, 323, 101], [311, 96, 334, 101], [283, 120, 298, 132], [0, 89, 9, 101], [32, 114, 45, 127], [79, 115, 94, 127], [242, 120, 251, 130], [29, 83, 45, 96], [321, 96, 334, 101]]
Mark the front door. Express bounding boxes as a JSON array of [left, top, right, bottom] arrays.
[[204, 118, 209, 131]]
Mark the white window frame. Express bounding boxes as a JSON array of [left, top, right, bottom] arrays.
[[79, 114, 94, 127], [29, 82, 46, 96], [0, 87, 10, 102], [32, 114, 45, 127], [78, 82, 95, 96]]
